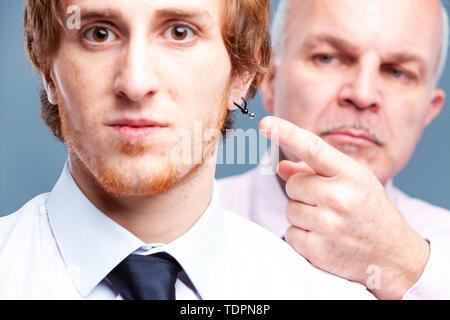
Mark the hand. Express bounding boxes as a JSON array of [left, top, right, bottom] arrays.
[[259, 116, 430, 300]]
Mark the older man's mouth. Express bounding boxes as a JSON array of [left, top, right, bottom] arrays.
[[322, 128, 381, 147]]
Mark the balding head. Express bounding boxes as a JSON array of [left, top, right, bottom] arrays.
[[272, 0, 449, 84], [437, 2, 449, 82], [261, 0, 447, 184]]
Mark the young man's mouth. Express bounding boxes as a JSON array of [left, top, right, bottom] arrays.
[[107, 119, 168, 139]]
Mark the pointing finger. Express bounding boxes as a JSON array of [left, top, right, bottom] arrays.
[[260, 116, 352, 177], [277, 160, 316, 181]]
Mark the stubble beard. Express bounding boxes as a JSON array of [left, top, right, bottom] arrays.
[[58, 87, 229, 199]]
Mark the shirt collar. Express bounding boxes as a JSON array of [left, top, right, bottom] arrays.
[[46, 162, 145, 297], [163, 181, 227, 299], [46, 161, 226, 299]]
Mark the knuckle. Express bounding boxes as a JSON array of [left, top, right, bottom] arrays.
[[284, 225, 295, 240], [322, 184, 352, 212], [285, 228, 321, 264], [323, 189, 341, 209], [318, 212, 339, 232], [284, 226, 296, 244], [285, 200, 298, 223], [285, 226, 305, 252], [322, 190, 334, 204], [336, 187, 355, 212], [285, 176, 299, 200]]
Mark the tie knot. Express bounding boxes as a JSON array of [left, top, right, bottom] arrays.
[[107, 252, 182, 300]]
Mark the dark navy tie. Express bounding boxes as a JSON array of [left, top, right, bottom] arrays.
[[107, 252, 182, 300]]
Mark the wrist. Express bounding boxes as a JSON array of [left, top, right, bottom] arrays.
[[369, 236, 430, 300]]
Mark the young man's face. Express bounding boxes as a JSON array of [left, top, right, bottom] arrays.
[[263, 0, 446, 184], [48, 0, 235, 197]]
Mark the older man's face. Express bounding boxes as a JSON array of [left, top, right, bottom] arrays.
[[264, 0, 446, 184], [49, 0, 233, 197]]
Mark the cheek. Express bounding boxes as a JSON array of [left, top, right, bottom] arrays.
[[382, 93, 431, 166], [157, 43, 231, 124], [53, 48, 114, 130], [385, 87, 430, 136], [274, 62, 340, 130], [388, 103, 427, 147]]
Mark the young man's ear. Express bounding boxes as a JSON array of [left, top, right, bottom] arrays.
[[424, 88, 446, 128], [41, 71, 58, 105], [227, 72, 255, 111], [260, 60, 275, 113]]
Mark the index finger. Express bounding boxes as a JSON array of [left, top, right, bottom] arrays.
[[259, 116, 351, 177]]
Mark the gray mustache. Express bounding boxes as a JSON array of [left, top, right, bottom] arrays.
[[323, 122, 383, 145]]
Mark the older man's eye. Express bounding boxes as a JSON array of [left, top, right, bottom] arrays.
[[385, 67, 406, 78], [382, 65, 418, 83], [84, 27, 117, 43], [164, 25, 195, 42], [314, 54, 339, 65]]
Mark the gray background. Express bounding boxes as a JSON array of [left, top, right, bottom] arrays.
[[1, 0, 450, 216]]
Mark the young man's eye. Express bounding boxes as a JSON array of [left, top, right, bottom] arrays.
[[164, 25, 195, 42], [84, 27, 117, 44]]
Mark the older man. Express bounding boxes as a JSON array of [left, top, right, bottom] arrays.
[[219, 0, 450, 299], [0, 0, 375, 299]]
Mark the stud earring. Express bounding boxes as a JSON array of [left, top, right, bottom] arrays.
[[233, 97, 255, 119]]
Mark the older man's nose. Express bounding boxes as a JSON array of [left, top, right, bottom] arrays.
[[338, 63, 381, 112], [113, 42, 160, 103]]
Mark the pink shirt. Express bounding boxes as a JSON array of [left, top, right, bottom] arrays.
[[217, 153, 450, 299]]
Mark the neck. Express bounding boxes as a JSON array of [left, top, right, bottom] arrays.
[[69, 155, 216, 244]]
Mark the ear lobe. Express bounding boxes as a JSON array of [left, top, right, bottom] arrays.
[[424, 88, 445, 128], [260, 76, 274, 113], [260, 63, 275, 113], [41, 72, 58, 105], [228, 72, 254, 111]]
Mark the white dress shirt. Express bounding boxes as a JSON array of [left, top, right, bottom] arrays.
[[0, 162, 374, 300], [217, 152, 450, 300]]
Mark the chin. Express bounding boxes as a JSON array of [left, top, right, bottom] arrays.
[[92, 157, 183, 198], [329, 143, 378, 172]]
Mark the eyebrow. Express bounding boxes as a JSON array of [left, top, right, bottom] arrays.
[[153, 8, 214, 24], [301, 33, 427, 74], [80, 8, 124, 21], [79, 7, 214, 25], [301, 34, 359, 55], [382, 52, 427, 75]]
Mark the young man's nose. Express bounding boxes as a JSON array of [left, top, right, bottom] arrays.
[[338, 60, 381, 113], [113, 40, 160, 103]]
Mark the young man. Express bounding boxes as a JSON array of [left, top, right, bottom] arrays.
[[0, 0, 373, 299], [219, 0, 450, 299]]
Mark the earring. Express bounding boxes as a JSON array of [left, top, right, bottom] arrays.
[[233, 97, 255, 119]]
